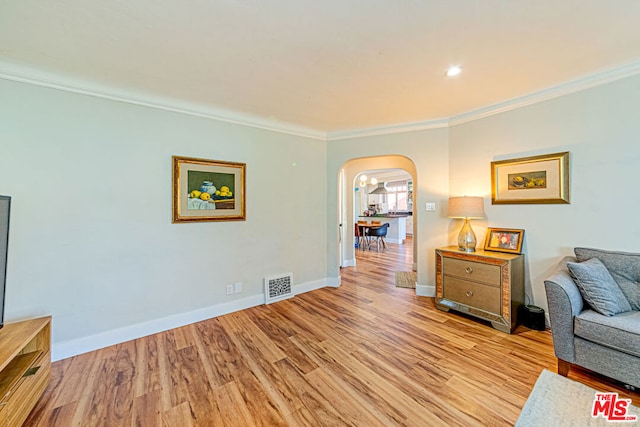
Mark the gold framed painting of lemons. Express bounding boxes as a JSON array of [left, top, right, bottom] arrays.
[[188, 182, 234, 202]]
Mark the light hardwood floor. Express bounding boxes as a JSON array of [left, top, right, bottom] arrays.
[[25, 239, 639, 426]]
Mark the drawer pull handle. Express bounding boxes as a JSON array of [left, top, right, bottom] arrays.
[[465, 291, 474, 298], [23, 366, 40, 377], [465, 267, 473, 274]]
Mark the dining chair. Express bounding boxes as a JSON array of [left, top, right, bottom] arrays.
[[366, 223, 389, 251], [356, 221, 368, 249]]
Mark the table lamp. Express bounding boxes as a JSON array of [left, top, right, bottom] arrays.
[[448, 196, 485, 252]]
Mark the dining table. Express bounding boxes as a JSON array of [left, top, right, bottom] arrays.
[[356, 222, 383, 250]]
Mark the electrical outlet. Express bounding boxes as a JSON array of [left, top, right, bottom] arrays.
[[425, 202, 436, 211], [234, 282, 243, 293], [226, 284, 234, 295]]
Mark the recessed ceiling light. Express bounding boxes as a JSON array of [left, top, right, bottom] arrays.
[[446, 66, 462, 77]]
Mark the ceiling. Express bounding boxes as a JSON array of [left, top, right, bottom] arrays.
[[2, 1, 640, 136]]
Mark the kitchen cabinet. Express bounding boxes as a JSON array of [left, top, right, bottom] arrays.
[[405, 215, 413, 235]]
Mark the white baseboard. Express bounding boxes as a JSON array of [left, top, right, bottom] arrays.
[[326, 276, 341, 287], [342, 258, 356, 267], [293, 278, 336, 294], [52, 277, 335, 361], [416, 284, 435, 297]]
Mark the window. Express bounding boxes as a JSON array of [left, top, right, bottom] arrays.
[[386, 181, 408, 211]]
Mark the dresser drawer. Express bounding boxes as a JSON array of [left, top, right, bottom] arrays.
[[443, 277, 501, 314], [444, 257, 501, 285]]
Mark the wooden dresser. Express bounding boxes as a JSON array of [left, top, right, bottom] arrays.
[[435, 247, 524, 333], [0, 316, 51, 426]]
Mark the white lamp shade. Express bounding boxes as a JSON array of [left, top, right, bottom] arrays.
[[448, 196, 485, 219]]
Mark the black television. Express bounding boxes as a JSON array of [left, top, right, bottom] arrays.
[[0, 195, 10, 329]]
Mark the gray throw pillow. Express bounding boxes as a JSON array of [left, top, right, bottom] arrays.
[[575, 247, 640, 310], [567, 257, 632, 316]]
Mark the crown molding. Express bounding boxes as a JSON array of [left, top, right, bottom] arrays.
[[0, 62, 326, 141], [3, 58, 640, 141], [328, 59, 640, 138], [326, 118, 449, 141], [448, 59, 640, 126]]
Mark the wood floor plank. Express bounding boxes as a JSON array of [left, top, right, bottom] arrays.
[[191, 318, 246, 388], [273, 358, 347, 426], [68, 347, 119, 426], [243, 308, 318, 375], [445, 374, 523, 422], [24, 237, 640, 426], [217, 311, 287, 364], [211, 382, 255, 427], [288, 335, 412, 426], [161, 401, 195, 427], [155, 329, 183, 412], [173, 344, 223, 425], [281, 406, 320, 427], [132, 389, 162, 427], [227, 370, 288, 426], [133, 333, 162, 398], [43, 402, 80, 427], [262, 299, 329, 344], [274, 299, 362, 354], [303, 367, 394, 426], [47, 350, 106, 410], [218, 319, 307, 418]]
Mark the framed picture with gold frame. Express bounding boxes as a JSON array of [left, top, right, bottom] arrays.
[[483, 228, 524, 254], [172, 156, 246, 223], [491, 152, 570, 204]]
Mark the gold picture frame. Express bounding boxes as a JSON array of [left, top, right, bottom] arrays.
[[483, 228, 524, 254], [491, 151, 570, 204], [172, 156, 246, 223]]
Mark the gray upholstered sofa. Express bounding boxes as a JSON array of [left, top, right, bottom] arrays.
[[544, 247, 640, 388]]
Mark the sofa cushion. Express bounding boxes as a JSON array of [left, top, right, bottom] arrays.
[[574, 309, 640, 358], [567, 258, 632, 316], [575, 247, 640, 310]]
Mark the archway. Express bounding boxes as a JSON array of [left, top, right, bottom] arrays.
[[338, 155, 418, 285]]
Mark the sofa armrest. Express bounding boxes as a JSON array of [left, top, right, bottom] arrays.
[[544, 256, 584, 363]]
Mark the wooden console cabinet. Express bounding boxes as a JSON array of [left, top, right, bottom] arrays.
[[435, 247, 524, 333], [0, 316, 51, 426]]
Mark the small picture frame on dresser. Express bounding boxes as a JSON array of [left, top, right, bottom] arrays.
[[483, 228, 524, 254]]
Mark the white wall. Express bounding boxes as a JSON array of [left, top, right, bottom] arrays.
[[0, 79, 329, 360], [329, 73, 640, 318], [449, 73, 640, 311], [3, 70, 638, 359], [327, 128, 450, 295]]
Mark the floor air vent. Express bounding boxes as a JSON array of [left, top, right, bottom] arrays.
[[265, 273, 294, 304]]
